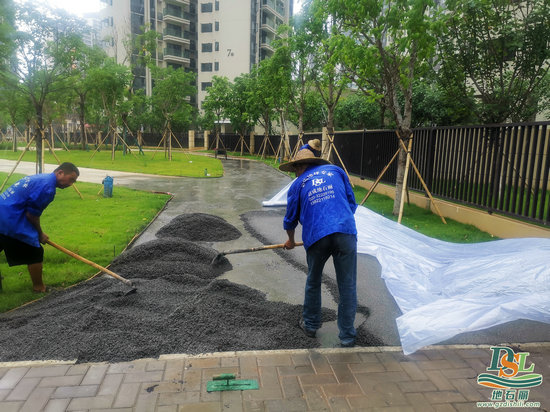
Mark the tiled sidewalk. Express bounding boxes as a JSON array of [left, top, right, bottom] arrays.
[[0, 344, 548, 412]]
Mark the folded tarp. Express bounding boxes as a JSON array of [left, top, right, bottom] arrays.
[[264, 182, 550, 354]]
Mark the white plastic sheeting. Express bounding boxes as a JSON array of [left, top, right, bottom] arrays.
[[264, 182, 550, 354]]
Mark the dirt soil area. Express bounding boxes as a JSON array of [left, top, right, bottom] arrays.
[[0, 213, 375, 364]]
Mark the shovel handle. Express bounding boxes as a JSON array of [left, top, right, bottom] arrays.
[[46, 240, 133, 286], [221, 241, 304, 256]]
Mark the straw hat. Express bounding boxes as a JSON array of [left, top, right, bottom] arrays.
[[279, 148, 330, 172], [308, 139, 321, 152]]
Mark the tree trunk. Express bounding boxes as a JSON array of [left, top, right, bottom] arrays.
[[392, 128, 412, 216], [35, 105, 44, 174], [80, 95, 86, 150]]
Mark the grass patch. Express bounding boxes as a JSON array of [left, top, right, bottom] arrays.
[[0, 148, 224, 178], [353, 186, 496, 243], [0, 172, 171, 313]]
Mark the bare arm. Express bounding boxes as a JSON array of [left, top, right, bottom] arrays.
[[26, 212, 48, 244], [284, 229, 296, 249]]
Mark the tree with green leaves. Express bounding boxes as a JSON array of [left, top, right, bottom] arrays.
[[437, 0, 550, 123], [335, 92, 382, 130], [2, 2, 86, 171], [201, 75, 231, 149], [225, 73, 256, 152], [150, 66, 196, 158], [327, 0, 442, 215]]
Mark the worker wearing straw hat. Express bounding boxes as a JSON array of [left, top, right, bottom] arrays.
[[280, 148, 358, 347]]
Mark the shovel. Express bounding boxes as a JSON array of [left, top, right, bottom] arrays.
[[46, 240, 137, 294], [211, 241, 304, 266]]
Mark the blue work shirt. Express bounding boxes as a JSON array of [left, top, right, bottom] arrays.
[[283, 164, 357, 250], [0, 173, 57, 247]]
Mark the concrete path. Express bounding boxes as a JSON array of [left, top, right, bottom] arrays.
[[1, 158, 549, 411]]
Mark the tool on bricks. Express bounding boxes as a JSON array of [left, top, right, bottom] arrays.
[[206, 374, 259, 392], [46, 240, 137, 295], [210, 241, 304, 266]]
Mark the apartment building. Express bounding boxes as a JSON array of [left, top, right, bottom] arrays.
[[100, 0, 292, 109]]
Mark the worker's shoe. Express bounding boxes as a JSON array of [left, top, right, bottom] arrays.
[[335, 340, 356, 348], [298, 319, 316, 338]]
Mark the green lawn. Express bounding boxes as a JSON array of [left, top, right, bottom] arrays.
[[0, 148, 224, 178], [0, 172, 171, 313]]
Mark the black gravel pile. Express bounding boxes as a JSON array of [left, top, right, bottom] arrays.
[[0, 214, 339, 364], [156, 213, 242, 241]]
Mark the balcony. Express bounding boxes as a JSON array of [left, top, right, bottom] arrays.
[[163, 28, 191, 45], [163, 48, 191, 65], [261, 0, 285, 18], [261, 17, 277, 34], [163, 0, 190, 6], [163, 8, 191, 25], [260, 35, 275, 52]]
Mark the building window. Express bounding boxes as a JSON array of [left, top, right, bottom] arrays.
[[201, 23, 212, 32], [215, 21, 219, 31], [214, 62, 219, 71], [201, 82, 212, 91], [215, 41, 219, 51], [202, 43, 213, 52], [201, 2, 213, 12], [215, 0, 219, 10], [201, 63, 213, 71]]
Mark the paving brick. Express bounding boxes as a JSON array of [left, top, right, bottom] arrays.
[[134, 392, 159, 412], [0, 389, 9, 401], [39, 374, 83, 388], [0, 368, 7, 379], [257, 354, 293, 367], [52, 384, 98, 399], [175, 401, 221, 411], [220, 390, 244, 412], [239, 356, 259, 378], [405, 392, 436, 412], [355, 371, 411, 393], [400, 362, 428, 381], [462, 357, 488, 373], [97, 373, 123, 396], [327, 396, 351, 411], [325, 352, 362, 364], [163, 359, 184, 382], [358, 352, 383, 363], [280, 375, 302, 399], [183, 367, 202, 391], [309, 351, 332, 374], [0, 401, 24, 412], [0, 367, 28, 389], [416, 360, 454, 371], [331, 363, 356, 384], [433, 404, 458, 412], [157, 405, 178, 412], [291, 352, 311, 366], [259, 366, 280, 388], [25, 365, 71, 378], [221, 357, 239, 368], [372, 382, 409, 406], [349, 362, 386, 373], [424, 370, 455, 391], [20, 386, 55, 412], [242, 384, 283, 401], [187, 357, 221, 369], [90, 408, 133, 412], [81, 364, 108, 385], [376, 352, 404, 372], [157, 390, 201, 405], [302, 385, 329, 410], [453, 402, 483, 412], [43, 398, 71, 412], [107, 362, 138, 374], [299, 373, 337, 386], [277, 364, 315, 377], [113, 382, 140, 407], [438, 350, 469, 368], [66, 364, 89, 376], [440, 368, 477, 380], [424, 390, 467, 404], [455, 349, 491, 359], [265, 398, 308, 411], [423, 350, 446, 361], [321, 382, 363, 397], [450, 379, 485, 402], [123, 370, 164, 383], [397, 380, 438, 393], [140, 379, 181, 394], [6, 377, 40, 401], [243, 399, 266, 412], [65, 395, 114, 410], [146, 360, 166, 371]]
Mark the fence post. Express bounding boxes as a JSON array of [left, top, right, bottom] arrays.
[[188, 130, 195, 150]]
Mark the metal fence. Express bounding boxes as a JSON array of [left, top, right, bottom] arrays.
[[316, 122, 550, 226]]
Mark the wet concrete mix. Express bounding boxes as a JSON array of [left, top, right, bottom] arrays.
[[0, 213, 372, 364]]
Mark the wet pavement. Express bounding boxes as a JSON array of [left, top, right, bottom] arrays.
[[1, 157, 549, 411]]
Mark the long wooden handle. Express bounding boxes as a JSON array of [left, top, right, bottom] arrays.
[[46, 240, 133, 286], [221, 242, 304, 256]]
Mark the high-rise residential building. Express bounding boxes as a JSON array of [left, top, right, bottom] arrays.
[[99, 0, 292, 110]]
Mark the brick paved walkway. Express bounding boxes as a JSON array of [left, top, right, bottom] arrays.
[[0, 343, 548, 411]]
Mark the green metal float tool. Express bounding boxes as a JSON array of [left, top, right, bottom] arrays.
[[206, 374, 259, 392]]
